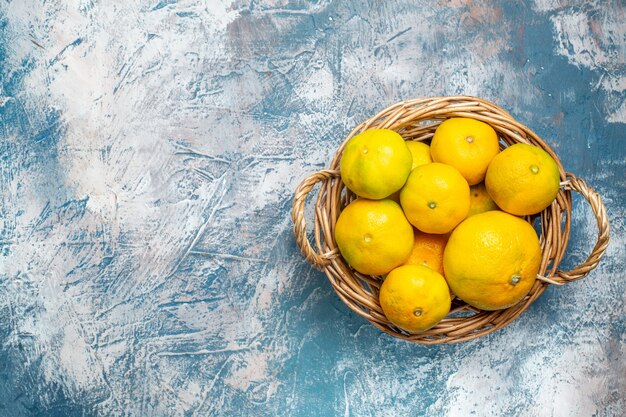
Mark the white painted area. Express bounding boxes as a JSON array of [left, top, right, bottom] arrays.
[[296, 65, 335, 102], [532, 0, 573, 13], [607, 100, 626, 124], [549, 3, 626, 123]]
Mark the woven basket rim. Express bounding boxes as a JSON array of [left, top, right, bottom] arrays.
[[292, 96, 610, 344]]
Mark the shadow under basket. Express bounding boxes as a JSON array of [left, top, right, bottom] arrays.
[[291, 96, 610, 344]]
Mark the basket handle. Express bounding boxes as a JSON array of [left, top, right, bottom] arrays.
[[292, 170, 341, 270], [540, 175, 610, 284]]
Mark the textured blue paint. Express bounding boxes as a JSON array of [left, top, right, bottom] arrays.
[[0, 1, 624, 416]]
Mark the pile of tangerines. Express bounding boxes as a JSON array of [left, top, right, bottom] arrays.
[[335, 118, 560, 333]]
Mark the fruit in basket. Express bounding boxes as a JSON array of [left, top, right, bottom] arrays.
[[430, 117, 500, 185], [379, 264, 451, 332], [443, 210, 542, 310], [467, 182, 499, 217], [405, 141, 432, 170], [485, 143, 560, 216], [387, 141, 432, 204], [334, 198, 413, 276], [402, 229, 448, 276], [400, 163, 470, 234], [340, 129, 412, 199]]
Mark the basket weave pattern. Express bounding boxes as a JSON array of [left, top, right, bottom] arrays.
[[292, 96, 610, 344]]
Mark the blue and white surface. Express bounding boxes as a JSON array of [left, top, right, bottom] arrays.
[[0, 1, 624, 416]]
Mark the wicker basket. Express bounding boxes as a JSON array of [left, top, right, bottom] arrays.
[[292, 96, 610, 344]]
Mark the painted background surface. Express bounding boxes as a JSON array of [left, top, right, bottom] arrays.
[[0, 1, 624, 416]]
